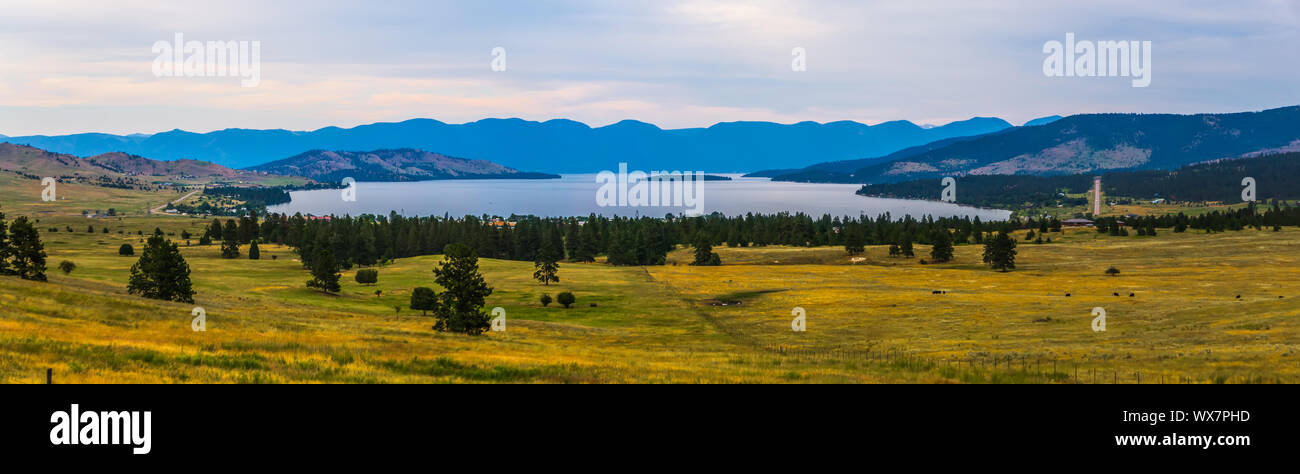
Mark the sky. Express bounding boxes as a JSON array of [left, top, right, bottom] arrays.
[[0, 0, 1297, 136]]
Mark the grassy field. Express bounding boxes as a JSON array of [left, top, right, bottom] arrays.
[[2, 209, 1300, 383]]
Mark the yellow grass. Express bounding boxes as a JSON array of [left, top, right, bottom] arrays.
[[2, 210, 1299, 383]]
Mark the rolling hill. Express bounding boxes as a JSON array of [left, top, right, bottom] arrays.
[[0, 143, 290, 185], [0, 116, 1014, 173], [246, 148, 560, 182], [772, 106, 1300, 184]]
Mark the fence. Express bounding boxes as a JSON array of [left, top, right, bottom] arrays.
[[766, 345, 1291, 384]]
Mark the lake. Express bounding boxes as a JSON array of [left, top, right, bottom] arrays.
[[267, 174, 1011, 221]]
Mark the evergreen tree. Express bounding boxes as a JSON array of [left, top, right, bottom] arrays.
[[843, 225, 865, 255], [929, 229, 954, 263], [126, 233, 195, 303], [899, 234, 915, 258], [305, 248, 341, 293], [222, 219, 238, 243], [248, 240, 261, 260], [431, 243, 493, 335], [982, 231, 1018, 272], [220, 239, 240, 259], [563, 221, 580, 261], [8, 217, 47, 282], [540, 293, 552, 307], [58, 260, 76, 275], [574, 220, 599, 262], [533, 237, 560, 285], [691, 232, 720, 266], [355, 268, 378, 285], [119, 243, 135, 256], [410, 287, 437, 315], [207, 219, 223, 241], [0, 212, 11, 275]]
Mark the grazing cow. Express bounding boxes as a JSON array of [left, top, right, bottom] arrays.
[[1236, 295, 1242, 299], [1113, 292, 1120, 296], [932, 290, 942, 295], [1129, 293, 1135, 297], [1065, 293, 1071, 297]]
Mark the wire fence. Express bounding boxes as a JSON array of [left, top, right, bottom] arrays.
[[767, 345, 1292, 384]]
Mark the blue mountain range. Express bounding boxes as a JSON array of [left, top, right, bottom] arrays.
[[0, 116, 1021, 173]]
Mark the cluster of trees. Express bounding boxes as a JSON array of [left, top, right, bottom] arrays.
[[246, 211, 1032, 271], [0, 212, 48, 281], [539, 292, 576, 308], [408, 244, 494, 335], [1110, 202, 1300, 233], [857, 152, 1300, 210]]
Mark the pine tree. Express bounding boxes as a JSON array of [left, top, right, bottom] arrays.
[[410, 287, 437, 315], [574, 221, 599, 262], [982, 231, 1018, 272], [899, 234, 915, 258], [843, 225, 865, 256], [563, 221, 580, 261], [248, 240, 261, 260], [8, 217, 47, 282], [222, 219, 238, 243], [431, 243, 493, 335], [533, 237, 560, 285], [0, 212, 11, 275], [208, 219, 224, 241], [691, 232, 720, 266], [929, 229, 954, 263], [306, 248, 341, 293], [221, 239, 240, 259], [355, 268, 378, 285], [127, 233, 195, 303]]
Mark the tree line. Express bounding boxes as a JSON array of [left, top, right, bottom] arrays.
[[857, 151, 1300, 209], [218, 211, 1033, 270]]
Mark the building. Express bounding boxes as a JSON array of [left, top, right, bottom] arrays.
[[1062, 218, 1095, 227]]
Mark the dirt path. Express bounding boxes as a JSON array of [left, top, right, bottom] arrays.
[[151, 189, 200, 214]]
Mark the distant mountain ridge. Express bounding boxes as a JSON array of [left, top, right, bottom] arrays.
[[771, 106, 1300, 184], [247, 148, 559, 182], [0, 116, 1015, 173], [0, 142, 248, 179]]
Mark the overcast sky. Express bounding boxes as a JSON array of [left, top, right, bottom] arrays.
[[0, 0, 1297, 136]]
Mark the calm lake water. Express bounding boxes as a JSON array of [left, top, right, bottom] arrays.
[[268, 174, 1011, 220]]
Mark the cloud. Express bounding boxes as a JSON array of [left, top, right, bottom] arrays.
[[0, 0, 1295, 135]]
